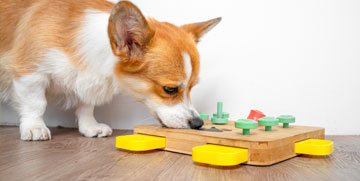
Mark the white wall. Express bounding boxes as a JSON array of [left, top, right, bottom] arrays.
[[1, 0, 360, 135]]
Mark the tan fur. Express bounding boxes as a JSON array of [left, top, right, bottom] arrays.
[[0, 0, 114, 77]]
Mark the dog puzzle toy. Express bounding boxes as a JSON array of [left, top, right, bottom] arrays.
[[211, 102, 229, 124], [235, 119, 258, 135], [116, 121, 334, 166], [116, 103, 334, 167]]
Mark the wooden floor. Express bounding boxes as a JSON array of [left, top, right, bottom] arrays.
[[0, 126, 359, 181]]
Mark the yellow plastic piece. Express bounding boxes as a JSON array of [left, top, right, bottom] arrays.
[[192, 144, 248, 166], [116, 134, 166, 151], [295, 139, 334, 156]]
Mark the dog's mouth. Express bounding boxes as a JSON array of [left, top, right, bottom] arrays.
[[153, 113, 167, 127], [152, 112, 190, 129], [152, 112, 203, 129]]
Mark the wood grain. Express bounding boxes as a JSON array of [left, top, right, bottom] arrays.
[[134, 120, 325, 165], [0, 126, 359, 181]]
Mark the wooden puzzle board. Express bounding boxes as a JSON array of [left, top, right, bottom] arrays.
[[134, 120, 325, 165]]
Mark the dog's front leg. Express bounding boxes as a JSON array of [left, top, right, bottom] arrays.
[[13, 74, 51, 141], [75, 103, 112, 137]]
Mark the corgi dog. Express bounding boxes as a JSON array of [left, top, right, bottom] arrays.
[[0, 0, 221, 141]]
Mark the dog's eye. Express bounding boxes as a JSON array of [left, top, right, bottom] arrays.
[[163, 86, 178, 95]]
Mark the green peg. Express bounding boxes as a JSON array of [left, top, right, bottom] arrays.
[[213, 112, 229, 119], [211, 102, 228, 124], [235, 119, 258, 135], [258, 117, 279, 131], [200, 113, 210, 121], [277, 115, 295, 128]]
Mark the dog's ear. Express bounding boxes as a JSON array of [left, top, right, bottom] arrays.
[[108, 1, 154, 68], [181, 17, 221, 43]]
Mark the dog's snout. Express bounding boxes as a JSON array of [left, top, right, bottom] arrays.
[[189, 117, 204, 129]]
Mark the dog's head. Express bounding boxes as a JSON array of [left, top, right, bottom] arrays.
[[108, 1, 221, 129]]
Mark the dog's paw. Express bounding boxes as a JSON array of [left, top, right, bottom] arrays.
[[20, 121, 51, 141], [79, 123, 112, 138]]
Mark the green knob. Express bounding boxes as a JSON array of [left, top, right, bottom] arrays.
[[277, 115, 295, 128], [258, 117, 279, 131], [200, 113, 209, 121], [213, 112, 229, 119], [235, 119, 258, 135], [211, 102, 228, 124]]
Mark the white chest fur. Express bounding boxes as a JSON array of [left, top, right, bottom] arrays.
[[40, 10, 121, 109]]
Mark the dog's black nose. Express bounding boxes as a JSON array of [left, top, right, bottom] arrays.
[[189, 117, 204, 129]]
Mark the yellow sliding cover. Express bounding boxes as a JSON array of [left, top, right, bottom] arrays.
[[295, 139, 334, 156], [116, 134, 166, 151], [192, 144, 248, 166]]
